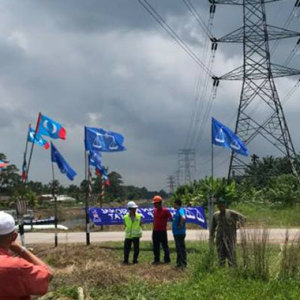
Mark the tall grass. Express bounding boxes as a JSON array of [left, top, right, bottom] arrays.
[[238, 228, 270, 280], [278, 230, 300, 279]]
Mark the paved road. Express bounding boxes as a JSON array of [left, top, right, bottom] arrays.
[[19, 229, 300, 245]]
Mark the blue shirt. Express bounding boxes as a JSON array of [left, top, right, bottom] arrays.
[[172, 207, 186, 236]]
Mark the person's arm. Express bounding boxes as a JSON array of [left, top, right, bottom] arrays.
[[10, 242, 52, 296], [10, 242, 50, 268], [178, 209, 185, 228], [209, 215, 216, 242], [232, 211, 246, 226], [167, 210, 173, 222]]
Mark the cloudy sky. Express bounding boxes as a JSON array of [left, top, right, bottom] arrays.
[[0, 0, 299, 191]]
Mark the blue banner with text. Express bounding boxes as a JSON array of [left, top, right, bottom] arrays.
[[89, 206, 207, 229]]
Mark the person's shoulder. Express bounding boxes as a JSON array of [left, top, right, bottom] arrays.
[[1, 255, 34, 270], [227, 209, 241, 215], [213, 211, 220, 217]]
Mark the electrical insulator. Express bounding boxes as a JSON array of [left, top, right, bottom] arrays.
[[210, 4, 216, 14]]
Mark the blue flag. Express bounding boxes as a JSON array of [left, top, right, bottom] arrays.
[[28, 127, 50, 149], [212, 118, 249, 156], [51, 142, 77, 180], [38, 114, 67, 140], [89, 150, 102, 170], [85, 126, 125, 152]]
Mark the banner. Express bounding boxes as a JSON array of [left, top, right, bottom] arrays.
[[89, 206, 207, 229]]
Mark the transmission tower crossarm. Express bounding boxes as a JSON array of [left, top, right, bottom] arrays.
[[219, 64, 300, 80], [209, 0, 282, 5], [217, 26, 300, 43]]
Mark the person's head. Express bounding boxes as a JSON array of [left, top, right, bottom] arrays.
[[152, 195, 162, 209], [173, 199, 182, 209], [217, 198, 227, 212], [127, 201, 138, 215], [0, 212, 17, 249]]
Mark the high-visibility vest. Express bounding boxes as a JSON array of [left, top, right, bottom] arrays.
[[123, 213, 142, 239]]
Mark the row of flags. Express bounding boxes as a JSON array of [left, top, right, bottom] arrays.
[[19, 112, 245, 190], [85, 127, 125, 185], [23, 113, 126, 187]]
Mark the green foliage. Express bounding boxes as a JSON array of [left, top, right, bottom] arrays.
[[0, 153, 22, 196], [172, 177, 237, 206], [264, 174, 300, 206]]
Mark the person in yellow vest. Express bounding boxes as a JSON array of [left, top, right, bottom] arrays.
[[123, 201, 142, 264]]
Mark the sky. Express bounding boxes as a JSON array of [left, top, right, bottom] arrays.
[[0, 0, 299, 191]]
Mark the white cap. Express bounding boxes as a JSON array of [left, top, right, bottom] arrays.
[[0, 212, 15, 235], [127, 201, 138, 209]]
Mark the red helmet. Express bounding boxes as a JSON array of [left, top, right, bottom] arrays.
[[152, 195, 162, 204]]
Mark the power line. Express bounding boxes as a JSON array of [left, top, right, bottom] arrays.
[[181, 0, 213, 38], [185, 7, 218, 150], [137, 0, 214, 77]]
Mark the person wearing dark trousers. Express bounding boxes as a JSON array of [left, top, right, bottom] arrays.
[[124, 237, 140, 264], [152, 195, 173, 264], [123, 201, 142, 264], [172, 199, 187, 268]]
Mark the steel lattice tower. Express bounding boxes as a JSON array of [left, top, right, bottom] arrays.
[[178, 149, 196, 184], [210, 0, 300, 177]]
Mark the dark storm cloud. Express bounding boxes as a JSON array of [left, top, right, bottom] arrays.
[[0, 0, 298, 190]]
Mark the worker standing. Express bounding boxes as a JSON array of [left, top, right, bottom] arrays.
[[123, 201, 142, 264], [172, 199, 187, 268], [152, 195, 173, 264], [210, 198, 246, 267]]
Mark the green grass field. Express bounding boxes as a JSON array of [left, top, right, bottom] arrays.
[[37, 238, 300, 300]]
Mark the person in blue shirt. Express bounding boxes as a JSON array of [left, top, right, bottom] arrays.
[[172, 199, 187, 268]]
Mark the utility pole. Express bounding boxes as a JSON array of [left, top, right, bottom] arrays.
[[210, 0, 300, 178], [178, 149, 196, 184]]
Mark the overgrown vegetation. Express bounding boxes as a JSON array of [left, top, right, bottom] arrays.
[[36, 235, 300, 300], [172, 154, 300, 208]]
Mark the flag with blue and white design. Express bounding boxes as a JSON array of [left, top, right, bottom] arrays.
[[212, 117, 249, 156], [51, 142, 77, 180], [85, 126, 125, 152]]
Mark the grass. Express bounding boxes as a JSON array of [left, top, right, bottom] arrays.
[[229, 203, 300, 228], [33, 236, 300, 300]]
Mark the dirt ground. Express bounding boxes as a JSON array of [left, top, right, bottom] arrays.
[[33, 243, 187, 293]]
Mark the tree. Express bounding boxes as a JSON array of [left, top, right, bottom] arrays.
[[106, 171, 125, 201], [0, 153, 22, 195]]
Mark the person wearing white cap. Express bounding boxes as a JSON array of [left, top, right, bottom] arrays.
[[122, 201, 142, 264], [0, 211, 52, 299]]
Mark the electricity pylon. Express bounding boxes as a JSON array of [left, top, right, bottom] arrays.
[[210, 0, 300, 177]]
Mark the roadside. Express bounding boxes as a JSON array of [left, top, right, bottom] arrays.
[[20, 228, 300, 245]]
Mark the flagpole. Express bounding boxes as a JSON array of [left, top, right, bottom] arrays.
[[85, 151, 90, 246], [51, 161, 58, 247], [26, 112, 42, 183], [100, 175, 104, 231], [19, 124, 31, 246], [209, 122, 215, 236], [22, 124, 31, 183]]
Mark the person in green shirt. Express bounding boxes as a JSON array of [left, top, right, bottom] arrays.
[[123, 201, 142, 264], [210, 198, 246, 267]]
